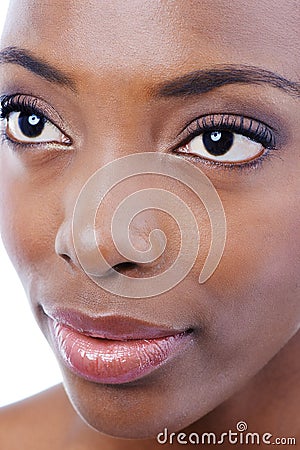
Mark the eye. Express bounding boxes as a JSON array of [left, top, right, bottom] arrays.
[[5, 111, 70, 145], [180, 130, 264, 164], [174, 114, 276, 167]]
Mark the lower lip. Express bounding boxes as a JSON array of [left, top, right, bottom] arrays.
[[51, 322, 192, 385]]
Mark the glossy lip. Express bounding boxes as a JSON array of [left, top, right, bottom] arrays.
[[45, 308, 193, 385]]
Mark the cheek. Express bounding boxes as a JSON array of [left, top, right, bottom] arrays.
[[209, 184, 300, 355], [0, 155, 61, 287], [231, 188, 299, 294]]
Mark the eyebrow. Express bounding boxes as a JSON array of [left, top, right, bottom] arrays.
[[156, 65, 300, 98], [1, 46, 299, 100], [0, 46, 76, 90]]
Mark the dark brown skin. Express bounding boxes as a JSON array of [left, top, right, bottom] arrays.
[[0, 0, 299, 449]]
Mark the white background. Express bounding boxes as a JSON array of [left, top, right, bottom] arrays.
[[0, 0, 62, 408]]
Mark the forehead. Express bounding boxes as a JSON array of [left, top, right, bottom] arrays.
[[2, 0, 299, 81]]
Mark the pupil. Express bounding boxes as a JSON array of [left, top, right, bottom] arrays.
[[202, 130, 234, 156], [18, 112, 45, 138]]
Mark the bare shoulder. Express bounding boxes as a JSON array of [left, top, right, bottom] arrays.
[[0, 384, 76, 450]]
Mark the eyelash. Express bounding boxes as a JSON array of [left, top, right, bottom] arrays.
[[174, 114, 278, 171], [1, 94, 49, 122], [1, 94, 279, 172]]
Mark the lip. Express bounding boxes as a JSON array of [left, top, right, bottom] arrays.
[[45, 309, 193, 384], [44, 308, 188, 340]]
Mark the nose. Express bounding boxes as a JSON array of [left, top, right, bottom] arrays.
[[55, 184, 165, 279]]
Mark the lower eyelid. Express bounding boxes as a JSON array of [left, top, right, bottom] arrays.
[[1, 133, 73, 154], [172, 149, 274, 172]]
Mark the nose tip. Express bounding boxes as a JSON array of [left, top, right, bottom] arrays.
[[75, 221, 135, 277], [55, 210, 165, 279], [55, 219, 131, 277]]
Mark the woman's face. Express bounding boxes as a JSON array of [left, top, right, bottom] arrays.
[[0, 0, 299, 439]]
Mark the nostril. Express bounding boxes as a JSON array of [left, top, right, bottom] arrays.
[[60, 253, 72, 264], [113, 261, 137, 274]]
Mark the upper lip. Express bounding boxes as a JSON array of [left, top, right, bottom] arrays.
[[43, 307, 188, 341]]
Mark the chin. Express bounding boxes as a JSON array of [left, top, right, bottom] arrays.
[[60, 366, 208, 440]]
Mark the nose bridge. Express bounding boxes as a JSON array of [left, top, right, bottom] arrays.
[[84, 71, 157, 160]]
